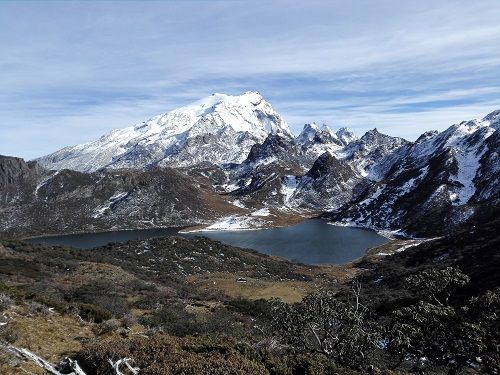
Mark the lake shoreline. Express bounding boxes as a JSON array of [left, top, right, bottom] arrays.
[[24, 219, 391, 266]]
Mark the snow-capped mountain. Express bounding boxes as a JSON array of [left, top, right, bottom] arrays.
[[336, 127, 358, 146], [341, 129, 409, 177], [214, 109, 499, 236], [271, 128, 405, 211], [2, 90, 499, 238], [296, 123, 344, 157], [217, 124, 401, 211], [330, 110, 500, 235], [37, 92, 292, 172], [285, 152, 362, 210]]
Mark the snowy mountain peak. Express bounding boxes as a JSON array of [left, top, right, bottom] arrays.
[[38, 92, 292, 172], [319, 124, 337, 137], [335, 127, 357, 145], [483, 109, 500, 121], [297, 123, 344, 143], [297, 123, 320, 143], [416, 130, 439, 143], [319, 123, 331, 131], [295, 123, 346, 162], [483, 109, 500, 128], [156, 91, 291, 138]]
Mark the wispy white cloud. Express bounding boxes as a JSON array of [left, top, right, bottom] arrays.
[[0, 0, 499, 158]]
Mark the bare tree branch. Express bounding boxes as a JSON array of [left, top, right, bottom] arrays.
[[8, 346, 87, 375], [108, 357, 139, 375]]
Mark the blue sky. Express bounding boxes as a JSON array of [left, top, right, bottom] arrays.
[[1, 0, 500, 159]]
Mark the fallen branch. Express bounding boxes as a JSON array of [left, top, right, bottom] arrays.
[[108, 357, 140, 374], [8, 346, 87, 375], [8, 345, 140, 375], [65, 358, 87, 375]]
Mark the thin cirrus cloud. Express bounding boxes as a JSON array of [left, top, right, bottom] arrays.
[[0, 0, 499, 159]]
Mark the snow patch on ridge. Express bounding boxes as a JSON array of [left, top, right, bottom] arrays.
[[450, 147, 487, 205], [93, 192, 129, 218], [281, 176, 299, 204], [199, 216, 265, 231], [251, 207, 271, 217], [399, 166, 429, 195]]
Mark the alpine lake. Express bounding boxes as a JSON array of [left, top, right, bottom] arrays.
[[26, 219, 388, 265]]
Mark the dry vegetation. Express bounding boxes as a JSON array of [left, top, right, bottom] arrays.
[[0, 217, 498, 374], [0, 235, 351, 374]]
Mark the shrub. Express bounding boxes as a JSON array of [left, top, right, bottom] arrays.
[[33, 295, 68, 314], [227, 298, 273, 320], [404, 266, 470, 305], [264, 353, 358, 375], [271, 286, 380, 368], [76, 334, 268, 375], [140, 304, 197, 336], [387, 268, 500, 374], [125, 278, 158, 292], [199, 308, 247, 339], [90, 295, 129, 317], [0, 325, 18, 344], [0, 293, 12, 312], [75, 303, 112, 323], [459, 288, 500, 374], [93, 318, 122, 336], [27, 301, 51, 316], [122, 314, 138, 328], [68, 281, 129, 317], [0, 283, 26, 301]]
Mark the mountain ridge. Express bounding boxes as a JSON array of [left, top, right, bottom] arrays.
[[37, 92, 293, 172], [2, 92, 499, 238]]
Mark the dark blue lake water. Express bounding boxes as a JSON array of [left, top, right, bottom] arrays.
[[26, 219, 388, 265]]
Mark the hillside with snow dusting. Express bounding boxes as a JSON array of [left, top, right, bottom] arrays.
[[1, 92, 499, 237]]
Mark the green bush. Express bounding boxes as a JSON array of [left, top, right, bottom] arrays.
[[32, 294, 68, 314], [27, 301, 51, 316], [0, 324, 18, 344], [264, 353, 359, 375], [140, 304, 197, 336], [227, 298, 273, 320], [271, 287, 379, 368], [93, 318, 122, 336], [75, 303, 112, 323], [125, 278, 158, 292], [76, 334, 268, 375], [0, 293, 12, 312], [67, 281, 129, 317]]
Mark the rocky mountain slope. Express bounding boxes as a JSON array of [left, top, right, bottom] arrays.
[[216, 108, 499, 235], [0, 156, 240, 238], [215, 123, 408, 213], [2, 91, 499, 238], [329, 110, 500, 235]]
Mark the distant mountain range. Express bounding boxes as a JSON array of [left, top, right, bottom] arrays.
[[1, 92, 499, 238]]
